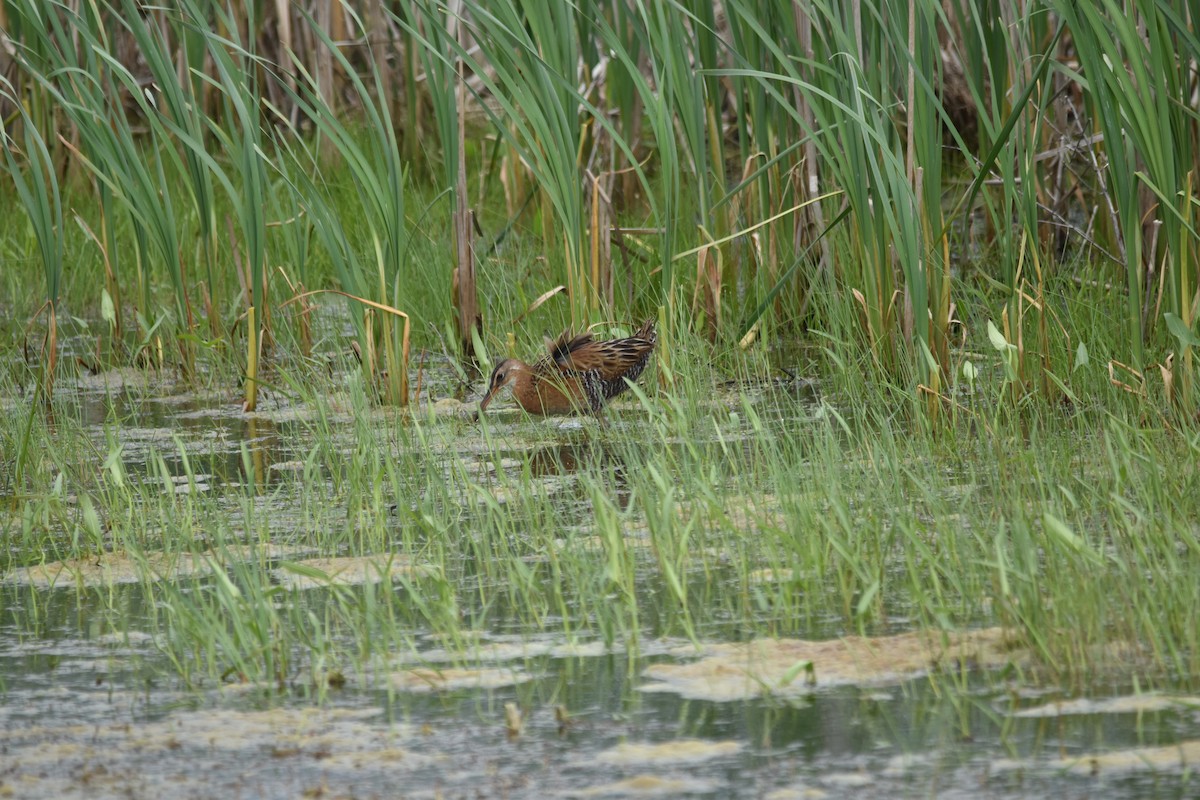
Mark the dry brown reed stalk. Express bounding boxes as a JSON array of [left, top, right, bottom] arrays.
[[691, 241, 721, 343], [453, 49, 480, 362], [587, 163, 616, 311], [365, 0, 396, 123], [277, 267, 314, 359], [513, 286, 566, 326]]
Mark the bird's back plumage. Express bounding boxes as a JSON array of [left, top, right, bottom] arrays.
[[480, 320, 657, 416]]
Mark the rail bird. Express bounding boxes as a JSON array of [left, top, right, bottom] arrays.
[[479, 320, 657, 417]]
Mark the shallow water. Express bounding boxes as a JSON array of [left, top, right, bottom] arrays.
[[2, 370, 1198, 798], [2, 593, 1198, 799]]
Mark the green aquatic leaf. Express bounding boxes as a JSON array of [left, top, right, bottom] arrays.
[[101, 288, 116, 327], [987, 320, 1012, 352], [1164, 313, 1200, 348], [1074, 342, 1089, 371]]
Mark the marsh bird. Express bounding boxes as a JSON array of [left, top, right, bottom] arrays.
[[479, 320, 657, 417]]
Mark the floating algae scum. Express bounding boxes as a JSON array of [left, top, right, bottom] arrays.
[[4, 0, 1200, 796]]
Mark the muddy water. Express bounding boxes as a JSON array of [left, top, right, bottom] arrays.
[[2, 374, 1199, 798]]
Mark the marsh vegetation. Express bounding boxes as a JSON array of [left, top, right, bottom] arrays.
[[2, 1, 1199, 796]]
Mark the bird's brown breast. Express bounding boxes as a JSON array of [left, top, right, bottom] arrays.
[[513, 372, 583, 415]]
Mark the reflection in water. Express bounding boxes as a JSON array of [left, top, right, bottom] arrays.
[[0, 586, 1196, 800], [241, 415, 277, 491], [527, 440, 623, 477], [43, 378, 306, 492], [525, 439, 632, 509]]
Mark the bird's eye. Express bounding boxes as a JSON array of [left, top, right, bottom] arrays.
[[495, 371, 505, 383]]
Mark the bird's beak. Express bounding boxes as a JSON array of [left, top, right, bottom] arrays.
[[479, 385, 500, 412]]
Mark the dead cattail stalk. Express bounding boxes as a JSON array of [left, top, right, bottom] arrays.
[[588, 166, 615, 310], [315, 0, 336, 161], [691, 242, 721, 342], [791, 0, 831, 318], [365, 0, 395, 121], [453, 42, 480, 362]]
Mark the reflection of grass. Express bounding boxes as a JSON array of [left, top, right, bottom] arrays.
[[0, 316, 1198, 698]]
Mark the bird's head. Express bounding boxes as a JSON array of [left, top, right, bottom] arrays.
[[479, 359, 523, 412]]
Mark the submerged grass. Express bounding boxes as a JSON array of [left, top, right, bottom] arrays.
[[2, 296, 1197, 694]]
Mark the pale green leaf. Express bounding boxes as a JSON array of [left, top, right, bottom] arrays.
[[1074, 342, 1089, 371], [987, 320, 1010, 352], [1043, 512, 1083, 551], [961, 360, 977, 384], [101, 288, 115, 326], [1164, 313, 1200, 348]]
